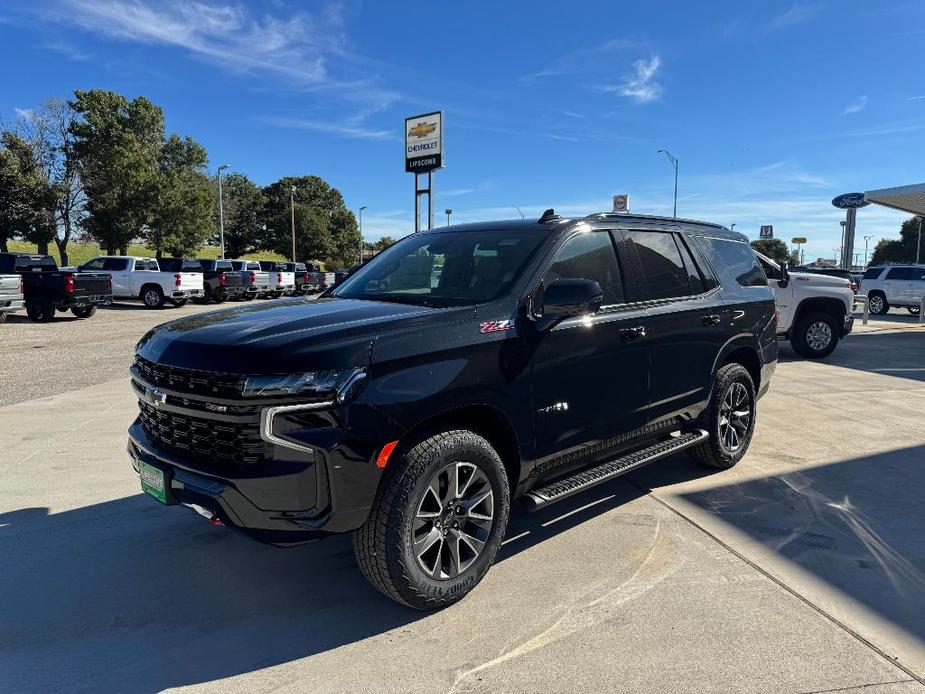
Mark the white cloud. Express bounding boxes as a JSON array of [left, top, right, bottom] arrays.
[[260, 116, 394, 141], [603, 55, 663, 103], [767, 2, 822, 30], [843, 95, 868, 115], [13, 107, 34, 120]]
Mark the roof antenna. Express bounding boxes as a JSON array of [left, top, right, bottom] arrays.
[[512, 204, 525, 219], [538, 208, 558, 223]]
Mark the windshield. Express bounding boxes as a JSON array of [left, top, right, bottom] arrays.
[[332, 229, 546, 307]]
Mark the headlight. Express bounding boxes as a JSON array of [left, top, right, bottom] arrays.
[[242, 369, 365, 399]]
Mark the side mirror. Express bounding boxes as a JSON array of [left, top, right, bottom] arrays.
[[779, 261, 790, 288], [537, 278, 604, 331]]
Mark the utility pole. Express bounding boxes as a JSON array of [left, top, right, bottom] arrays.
[[445, 208, 452, 226], [863, 235, 874, 267], [358, 206, 367, 265], [290, 186, 297, 262], [217, 163, 230, 258], [657, 149, 679, 218]]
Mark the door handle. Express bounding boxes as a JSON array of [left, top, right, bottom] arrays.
[[703, 314, 722, 326], [620, 326, 646, 342]]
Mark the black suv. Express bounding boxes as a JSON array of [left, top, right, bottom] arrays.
[[128, 212, 777, 609]]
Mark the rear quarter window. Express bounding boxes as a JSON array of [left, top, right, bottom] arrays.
[[862, 267, 884, 280], [885, 267, 912, 280], [694, 237, 767, 288]]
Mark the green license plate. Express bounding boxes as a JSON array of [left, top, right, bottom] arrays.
[[139, 460, 168, 504]]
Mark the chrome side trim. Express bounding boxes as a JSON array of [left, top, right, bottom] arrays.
[[260, 400, 335, 453]]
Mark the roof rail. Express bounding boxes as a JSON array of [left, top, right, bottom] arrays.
[[584, 212, 727, 229]]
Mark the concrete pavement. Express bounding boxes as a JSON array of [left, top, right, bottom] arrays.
[[1, 316, 924, 693]]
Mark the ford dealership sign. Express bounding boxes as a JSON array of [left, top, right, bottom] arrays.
[[832, 193, 870, 209]]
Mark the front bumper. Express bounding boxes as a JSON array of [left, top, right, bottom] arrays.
[[842, 313, 854, 336]]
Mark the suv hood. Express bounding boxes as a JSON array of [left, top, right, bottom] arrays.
[[136, 297, 470, 374]]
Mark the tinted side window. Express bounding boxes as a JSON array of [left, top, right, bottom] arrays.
[[863, 267, 884, 280], [543, 231, 625, 305], [625, 230, 691, 300], [104, 258, 129, 271], [697, 237, 768, 288], [911, 267, 925, 282], [675, 235, 707, 294], [82, 258, 106, 270], [886, 267, 912, 280]]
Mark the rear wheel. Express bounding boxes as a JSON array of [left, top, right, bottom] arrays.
[[194, 286, 211, 305], [688, 363, 756, 470], [25, 302, 43, 321], [868, 292, 889, 315], [213, 288, 227, 304], [71, 305, 96, 319], [142, 286, 164, 309], [0, 311, 7, 324], [170, 298, 188, 308], [353, 430, 510, 610], [790, 312, 839, 359]]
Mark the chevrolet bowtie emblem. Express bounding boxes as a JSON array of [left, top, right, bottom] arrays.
[[146, 385, 167, 407], [408, 122, 437, 138]]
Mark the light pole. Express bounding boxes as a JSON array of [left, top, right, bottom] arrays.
[[834, 247, 841, 265], [216, 163, 230, 258], [863, 235, 874, 267], [657, 149, 679, 218], [839, 220, 847, 268], [290, 186, 297, 262], [445, 208, 452, 226], [917, 217, 923, 264], [358, 206, 367, 265]]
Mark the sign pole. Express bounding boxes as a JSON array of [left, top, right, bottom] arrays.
[[405, 111, 443, 234], [414, 174, 420, 232], [427, 170, 434, 230]]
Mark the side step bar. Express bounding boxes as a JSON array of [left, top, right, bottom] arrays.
[[522, 429, 709, 511]]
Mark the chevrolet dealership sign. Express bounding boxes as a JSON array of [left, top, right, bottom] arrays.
[[405, 111, 443, 173]]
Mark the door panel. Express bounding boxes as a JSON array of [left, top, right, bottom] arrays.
[[532, 308, 649, 462]]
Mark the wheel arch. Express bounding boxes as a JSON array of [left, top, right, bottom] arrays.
[[792, 297, 846, 328], [139, 282, 163, 299], [714, 340, 762, 393], [397, 403, 522, 493]]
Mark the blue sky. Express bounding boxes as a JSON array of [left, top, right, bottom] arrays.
[[1, 0, 922, 261]]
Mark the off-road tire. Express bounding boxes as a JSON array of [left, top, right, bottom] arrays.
[[142, 285, 164, 309], [868, 291, 889, 315], [353, 430, 510, 611], [790, 311, 839, 359], [0, 311, 6, 324], [71, 305, 96, 319], [688, 363, 756, 469]]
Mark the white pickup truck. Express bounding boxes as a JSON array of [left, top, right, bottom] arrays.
[[258, 261, 296, 298], [79, 256, 204, 309], [754, 252, 854, 358]]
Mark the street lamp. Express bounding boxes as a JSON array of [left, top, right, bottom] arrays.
[[917, 217, 923, 264], [839, 220, 847, 268], [657, 149, 679, 218], [358, 206, 367, 265], [290, 186, 297, 262], [863, 235, 874, 267], [445, 208, 452, 226], [216, 163, 230, 259]]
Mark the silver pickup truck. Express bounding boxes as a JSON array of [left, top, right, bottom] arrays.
[[0, 274, 24, 323]]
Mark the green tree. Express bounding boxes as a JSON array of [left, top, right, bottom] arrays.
[[261, 175, 358, 266], [148, 134, 213, 257], [69, 90, 164, 254], [365, 235, 397, 253], [750, 238, 790, 264], [0, 132, 51, 253], [870, 217, 923, 265], [216, 172, 264, 258]]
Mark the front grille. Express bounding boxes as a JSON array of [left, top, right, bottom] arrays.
[[138, 400, 271, 466], [134, 356, 246, 398]]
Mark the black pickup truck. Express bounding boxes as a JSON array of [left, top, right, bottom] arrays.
[[157, 258, 246, 304], [0, 252, 111, 321]]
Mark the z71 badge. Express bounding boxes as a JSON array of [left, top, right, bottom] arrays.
[[480, 320, 513, 334]]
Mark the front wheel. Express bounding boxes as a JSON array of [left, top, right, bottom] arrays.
[[790, 312, 839, 359], [688, 363, 756, 470], [353, 430, 510, 610], [71, 305, 96, 319]]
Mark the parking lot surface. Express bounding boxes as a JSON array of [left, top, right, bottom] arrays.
[[1, 306, 924, 693]]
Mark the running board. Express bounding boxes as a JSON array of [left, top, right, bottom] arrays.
[[522, 429, 709, 511]]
